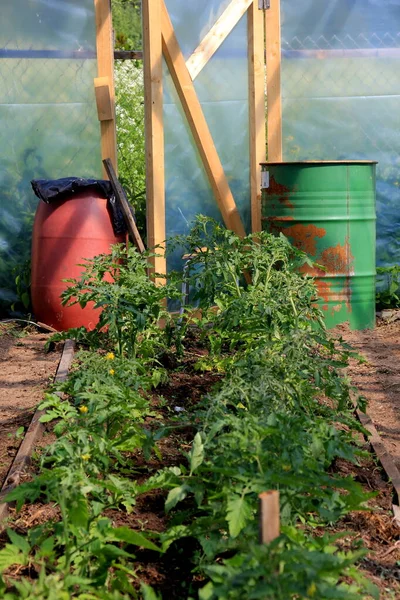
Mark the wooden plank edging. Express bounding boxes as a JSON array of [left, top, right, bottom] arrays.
[[355, 406, 400, 508], [0, 340, 75, 522]]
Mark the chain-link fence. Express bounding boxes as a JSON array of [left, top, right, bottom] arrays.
[[280, 1, 400, 271]]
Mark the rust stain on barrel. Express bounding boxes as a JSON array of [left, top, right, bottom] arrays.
[[320, 239, 354, 275], [299, 238, 354, 314], [268, 175, 295, 209], [283, 223, 326, 255]]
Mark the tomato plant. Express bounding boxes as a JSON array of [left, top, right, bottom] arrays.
[[0, 218, 378, 599]]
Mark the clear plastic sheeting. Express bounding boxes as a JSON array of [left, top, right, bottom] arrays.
[[280, 0, 400, 268], [163, 0, 251, 273], [1, 1, 96, 54], [0, 0, 101, 310]]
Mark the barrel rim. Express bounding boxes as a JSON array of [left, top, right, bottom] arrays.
[[260, 160, 378, 166]]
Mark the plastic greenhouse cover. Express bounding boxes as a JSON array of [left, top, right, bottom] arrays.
[[163, 0, 251, 274], [280, 0, 400, 269], [0, 0, 101, 310]]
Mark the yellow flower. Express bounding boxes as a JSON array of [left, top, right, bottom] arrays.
[[109, 369, 115, 376], [105, 352, 115, 361], [307, 583, 317, 597], [79, 406, 88, 414], [81, 454, 91, 461], [236, 402, 246, 410]]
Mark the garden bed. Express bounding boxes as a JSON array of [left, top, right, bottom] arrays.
[[0, 221, 399, 599], [1, 331, 399, 598]]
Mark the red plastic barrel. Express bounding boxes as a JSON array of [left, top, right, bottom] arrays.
[[31, 190, 125, 331]]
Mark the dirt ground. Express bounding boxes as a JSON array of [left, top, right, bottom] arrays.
[[0, 323, 61, 488], [0, 320, 399, 597], [337, 313, 400, 470]]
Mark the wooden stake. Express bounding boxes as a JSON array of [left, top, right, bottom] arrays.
[[161, 0, 246, 239], [142, 0, 166, 280], [103, 159, 146, 254], [94, 0, 118, 176], [265, 0, 282, 162], [259, 491, 280, 544], [248, 1, 266, 233]]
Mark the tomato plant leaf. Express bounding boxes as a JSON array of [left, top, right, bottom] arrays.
[[6, 529, 30, 555], [0, 545, 27, 571], [226, 493, 252, 538], [141, 583, 162, 600], [190, 432, 204, 475], [111, 527, 162, 552], [165, 485, 190, 512], [69, 496, 89, 529]]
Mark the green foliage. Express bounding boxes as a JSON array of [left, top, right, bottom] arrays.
[[0, 217, 378, 599], [376, 264, 400, 309], [114, 60, 146, 239], [112, 1, 142, 51], [59, 244, 181, 359], [199, 528, 378, 600]]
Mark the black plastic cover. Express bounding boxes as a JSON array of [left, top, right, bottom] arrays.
[[31, 177, 127, 236]]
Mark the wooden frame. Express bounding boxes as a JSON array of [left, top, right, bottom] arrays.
[[248, 2, 266, 232], [143, 0, 268, 274], [186, 0, 253, 80], [161, 1, 246, 238], [94, 0, 118, 176], [265, 0, 282, 161], [142, 0, 166, 278]]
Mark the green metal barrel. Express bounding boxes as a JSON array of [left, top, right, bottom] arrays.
[[261, 161, 377, 330]]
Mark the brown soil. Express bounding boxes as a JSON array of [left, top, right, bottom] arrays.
[[0, 323, 61, 487], [332, 315, 400, 598], [1, 324, 400, 597], [336, 314, 400, 470]]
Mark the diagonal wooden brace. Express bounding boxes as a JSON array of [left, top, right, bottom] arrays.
[[186, 0, 253, 80], [161, 0, 247, 239]]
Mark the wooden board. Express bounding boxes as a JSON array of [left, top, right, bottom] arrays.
[[103, 158, 146, 254], [356, 407, 400, 506], [265, 0, 282, 162], [161, 0, 246, 239], [114, 50, 144, 60], [142, 0, 166, 279], [186, 0, 253, 80], [94, 0, 118, 176], [248, 2, 266, 232], [94, 76, 113, 121]]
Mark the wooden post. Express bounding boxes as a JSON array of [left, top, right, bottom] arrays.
[[248, 1, 266, 233], [265, 0, 282, 162], [259, 491, 280, 544], [94, 0, 118, 176], [103, 159, 146, 254], [142, 0, 166, 279], [161, 0, 246, 239]]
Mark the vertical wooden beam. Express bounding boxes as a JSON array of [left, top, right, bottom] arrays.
[[142, 0, 166, 278], [248, 1, 266, 232], [265, 0, 282, 162], [161, 0, 246, 239], [94, 0, 118, 176]]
